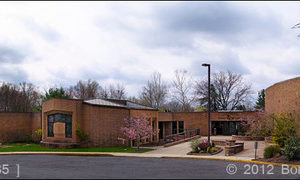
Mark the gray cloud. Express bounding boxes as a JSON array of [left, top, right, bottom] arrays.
[[0, 45, 25, 64], [190, 53, 250, 78], [0, 45, 28, 83], [98, 2, 283, 49], [152, 2, 282, 44], [219, 52, 250, 75], [0, 2, 298, 98], [0, 66, 28, 83], [275, 58, 300, 76], [49, 66, 149, 90], [81, 67, 148, 85], [22, 18, 61, 42], [155, 2, 245, 34]]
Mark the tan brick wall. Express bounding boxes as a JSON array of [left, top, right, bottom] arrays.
[[31, 112, 42, 133], [173, 112, 207, 135], [265, 77, 300, 115], [42, 98, 83, 143], [158, 112, 173, 122], [0, 112, 41, 143], [211, 112, 256, 122], [159, 112, 257, 136], [82, 104, 129, 147]]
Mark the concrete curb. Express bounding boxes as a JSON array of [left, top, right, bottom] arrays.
[[1, 152, 300, 168], [0, 152, 115, 157]]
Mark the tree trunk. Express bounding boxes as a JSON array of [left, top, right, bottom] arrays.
[[137, 137, 140, 149], [130, 140, 133, 148]]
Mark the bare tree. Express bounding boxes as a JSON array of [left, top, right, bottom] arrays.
[[69, 79, 100, 99], [108, 83, 126, 100], [69, 80, 127, 100], [127, 96, 140, 104], [18, 82, 41, 112], [0, 82, 16, 112], [0, 82, 40, 112], [139, 72, 168, 109], [98, 83, 127, 100], [194, 81, 219, 112], [171, 69, 195, 112], [99, 86, 109, 99], [195, 71, 253, 110], [163, 100, 182, 112]]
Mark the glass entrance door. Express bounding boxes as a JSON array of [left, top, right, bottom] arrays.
[[212, 121, 241, 135]]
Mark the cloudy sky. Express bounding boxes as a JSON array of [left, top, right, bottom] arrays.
[[0, 1, 299, 99]]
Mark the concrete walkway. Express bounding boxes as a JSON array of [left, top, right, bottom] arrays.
[[140, 136, 270, 160]]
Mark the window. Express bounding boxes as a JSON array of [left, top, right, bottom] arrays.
[[65, 115, 72, 138], [47, 113, 72, 138], [172, 121, 177, 134], [48, 115, 54, 137], [178, 121, 184, 134]]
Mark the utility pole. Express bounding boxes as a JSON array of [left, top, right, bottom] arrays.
[[202, 63, 211, 143]]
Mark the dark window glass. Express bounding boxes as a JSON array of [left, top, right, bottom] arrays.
[[65, 122, 72, 138], [48, 115, 54, 123], [54, 114, 61, 121], [172, 121, 177, 134], [48, 115, 54, 137], [66, 116, 72, 123], [179, 121, 184, 134], [65, 115, 72, 138], [47, 113, 72, 138]]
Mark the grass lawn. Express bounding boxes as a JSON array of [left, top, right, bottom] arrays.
[[0, 143, 153, 153]]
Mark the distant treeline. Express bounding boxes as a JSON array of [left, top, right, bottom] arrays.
[[0, 70, 264, 113]]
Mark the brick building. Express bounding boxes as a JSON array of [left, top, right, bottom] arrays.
[[158, 111, 256, 138], [3, 76, 300, 147], [265, 76, 300, 115], [41, 98, 158, 147], [36, 75, 300, 147], [39, 98, 256, 147], [0, 98, 257, 147]]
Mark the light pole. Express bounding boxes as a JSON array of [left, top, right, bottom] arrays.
[[202, 63, 211, 143]]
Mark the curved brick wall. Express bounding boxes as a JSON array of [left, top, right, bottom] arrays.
[[265, 77, 300, 115]]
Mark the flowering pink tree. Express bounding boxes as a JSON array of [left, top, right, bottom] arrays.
[[120, 116, 156, 149]]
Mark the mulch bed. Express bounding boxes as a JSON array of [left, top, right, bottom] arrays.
[[255, 155, 300, 165], [187, 147, 223, 156]]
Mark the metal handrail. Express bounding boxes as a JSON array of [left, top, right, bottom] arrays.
[[163, 129, 200, 143]]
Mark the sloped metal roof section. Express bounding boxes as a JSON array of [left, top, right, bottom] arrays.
[[84, 99, 127, 108], [126, 101, 155, 110], [83, 98, 156, 110]]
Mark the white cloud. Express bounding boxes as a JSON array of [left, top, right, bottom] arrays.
[[0, 1, 299, 100]]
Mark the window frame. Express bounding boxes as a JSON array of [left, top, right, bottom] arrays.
[[47, 113, 72, 138]]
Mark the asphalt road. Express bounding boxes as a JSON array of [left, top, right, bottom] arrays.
[[0, 155, 299, 179]]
